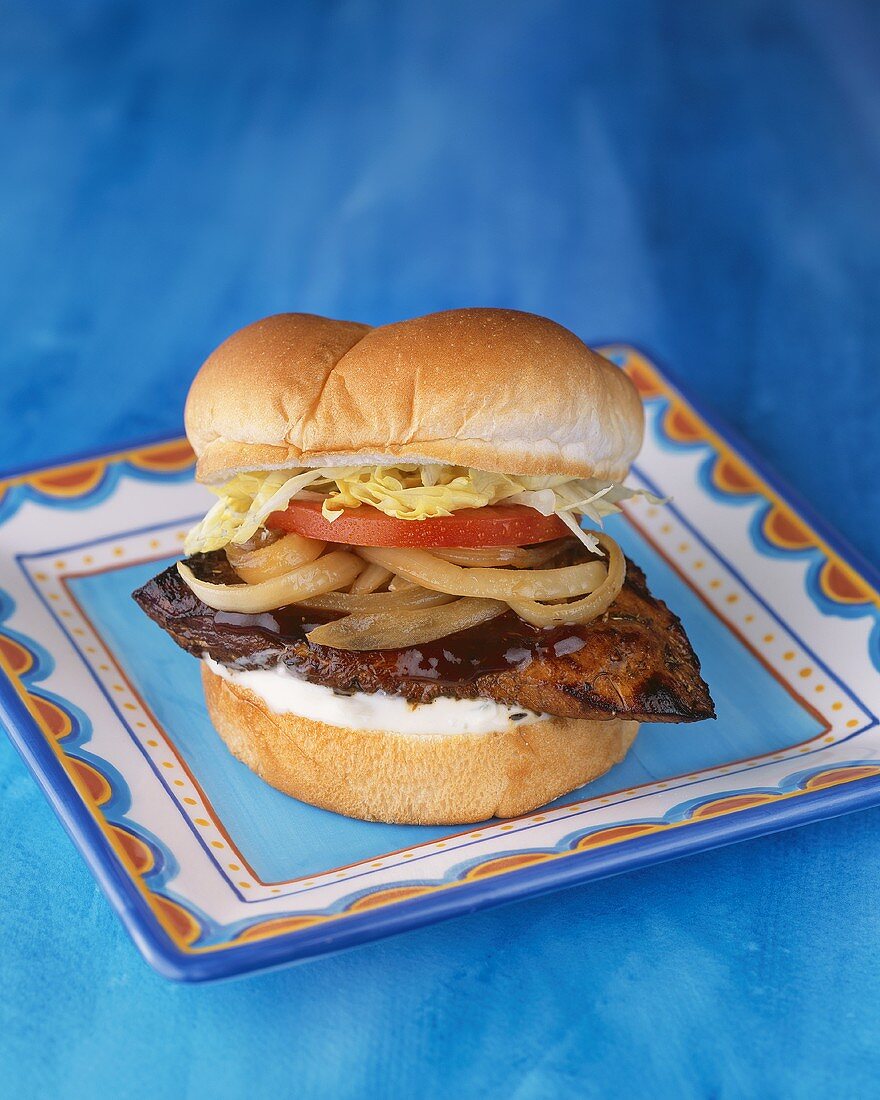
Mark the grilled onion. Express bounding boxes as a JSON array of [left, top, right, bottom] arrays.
[[187, 527, 626, 647], [226, 533, 325, 583], [177, 550, 362, 613], [349, 562, 394, 594], [388, 576, 417, 592], [358, 546, 606, 601], [306, 597, 505, 651], [432, 541, 566, 568], [507, 533, 625, 626], [298, 587, 455, 613]]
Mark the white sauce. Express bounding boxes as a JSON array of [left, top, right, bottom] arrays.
[[204, 656, 548, 736]]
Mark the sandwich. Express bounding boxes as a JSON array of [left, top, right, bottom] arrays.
[[134, 308, 714, 824]]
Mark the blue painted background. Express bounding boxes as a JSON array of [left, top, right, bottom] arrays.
[[2, 1, 879, 1096]]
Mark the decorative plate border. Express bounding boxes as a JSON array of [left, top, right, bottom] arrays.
[[15, 496, 871, 908], [1, 350, 879, 980]]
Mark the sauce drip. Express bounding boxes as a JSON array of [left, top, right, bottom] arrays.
[[215, 604, 587, 686]]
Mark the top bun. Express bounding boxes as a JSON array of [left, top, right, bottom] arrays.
[[185, 309, 644, 484]]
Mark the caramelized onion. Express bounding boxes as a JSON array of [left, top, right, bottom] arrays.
[[298, 587, 455, 613], [432, 541, 565, 568], [359, 546, 606, 601], [306, 598, 506, 651], [177, 551, 362, 613], [388, 576, 417, 592], [349, 562, 394, 594], [507, 533, 625, 627], [226, 533, 325, 583], [193, 527, 626, 646]]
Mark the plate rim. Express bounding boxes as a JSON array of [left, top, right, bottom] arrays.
[[2, 342, 879, 981]]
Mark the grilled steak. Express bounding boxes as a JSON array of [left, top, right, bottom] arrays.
[[133, 551, 715, 723]]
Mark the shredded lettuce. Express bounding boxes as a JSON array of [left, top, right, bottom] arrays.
[[184, 464, 663, 555]]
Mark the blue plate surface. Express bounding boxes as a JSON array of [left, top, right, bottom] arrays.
[[1, 346, 878, 981]]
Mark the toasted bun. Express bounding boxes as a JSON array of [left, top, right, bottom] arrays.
[[201, 664, 638, 825], [185, 309, 643, 484]]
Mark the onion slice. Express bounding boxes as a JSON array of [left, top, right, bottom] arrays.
[[225, 533, 325, 583], [298, 587, 455, 613], [388, 576, 418, 592], [307, 598, 506, 651], [432, 541, 566, 568], [348, 562, 394, 594], [358, 546, 606, 601], [177, 550, 363, 613], [507, 533, 625, 626]]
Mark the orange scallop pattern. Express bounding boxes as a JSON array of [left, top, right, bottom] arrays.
[[819, 560, 873, 605], [347, 885, 434, 912], [152, 896, 202, 946], [711, 455, 760, 495], [464, 851, 552, 880], [624, 358, 664, 399], [573, 822, 661, 849], [0, 437, 193, 506], [30, 462, 107, 498], [663, 406, 706, 444], [618, 351, 877, 612], [70, 758, 113, 807], [689, 792, 775, 819], [0, 634, 33, 676], [762, 506, 815, 551], [111, 825, 156, 876], [236, 915, 326, 942], [129, 440, 195, 473], [32, 695, 72, 740], [804, 765, 880, 791]]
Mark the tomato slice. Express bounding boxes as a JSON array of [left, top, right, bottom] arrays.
[[266, 501, 568, 548]]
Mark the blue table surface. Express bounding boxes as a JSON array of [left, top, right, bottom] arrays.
[[3, 1, 880, 1095]]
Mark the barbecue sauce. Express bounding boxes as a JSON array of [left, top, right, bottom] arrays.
[[134, 551, 716, 720], [214, 604, 587, 686]]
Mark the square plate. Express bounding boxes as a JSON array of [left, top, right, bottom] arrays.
[[2, 345, 879, 982]]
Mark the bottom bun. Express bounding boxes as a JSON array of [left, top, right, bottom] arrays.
[[201, 664, 639, 825]]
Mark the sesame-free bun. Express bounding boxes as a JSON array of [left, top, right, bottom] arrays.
[[201, 663, 639, 825], [185, 309, 644, 484]]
